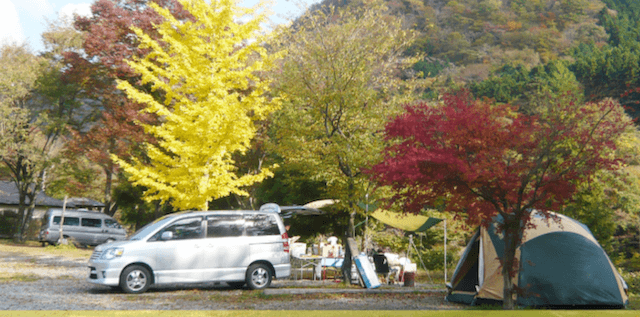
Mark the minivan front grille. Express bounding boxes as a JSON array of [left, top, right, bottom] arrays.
[[90, 250, 102, 261], [89, 267, 98, 279]]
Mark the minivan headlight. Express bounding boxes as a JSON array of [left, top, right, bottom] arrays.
[[101, 247, 124, 260]]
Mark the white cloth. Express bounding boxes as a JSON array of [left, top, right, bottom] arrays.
[[384, 253, 402, 281], [398, 257, 411, 268]]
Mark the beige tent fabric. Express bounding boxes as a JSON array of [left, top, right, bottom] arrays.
[[520, 212, 598, 245], [476, 228, 521, 301], [607, 257, 629, 304]]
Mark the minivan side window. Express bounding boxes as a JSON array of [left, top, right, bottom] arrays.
[[244, 214, 280, 236], [207, 215, 244, 238], [81, 218, 102, 228], [104, 219, 121, 229], [53, 216, 80, 226], [155, 217, 203, 241]]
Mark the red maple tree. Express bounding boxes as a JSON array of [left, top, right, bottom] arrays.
[[63, 0, 190, 215], [369, 90, 632, 309]]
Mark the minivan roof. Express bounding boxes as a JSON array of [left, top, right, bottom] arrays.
[[45, 208, 113, 218], [162, 209, 279, 218], [157, 203, 324, 220]]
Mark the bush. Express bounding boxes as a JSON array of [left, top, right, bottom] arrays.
[[620, 270, 640, 295], [417, 246, 459, 271], [0, 213, 19, 238], [44, 242, 78, 251]]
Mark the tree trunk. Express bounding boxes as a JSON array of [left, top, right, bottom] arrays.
[[103, 167, 115, 216], [154, 201, 162, 220], [16, 191, 28, 242], [502, 253, 516, 309], [348, 210, 356, 238], [17, 181, 40, 243], [501, 217, 521, 310]]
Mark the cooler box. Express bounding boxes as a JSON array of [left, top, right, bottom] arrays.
[[291, 243, 306, 257], [354, 254, 381, 289]]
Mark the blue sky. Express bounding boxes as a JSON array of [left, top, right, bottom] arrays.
[[1, 0, 319, 54]]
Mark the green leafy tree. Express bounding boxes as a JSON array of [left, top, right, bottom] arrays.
[[0, 23, 96, 240], [0, 44, 49, 241], [471, 60, 583, 110], [561, 129, 640, 254], [269, 4, 428, 239], [114, 0, 282, 211], [35, 20, 100, 199]]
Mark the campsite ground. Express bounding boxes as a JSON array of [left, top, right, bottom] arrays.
[[0, 240, 637, 312], [0, 240, 464, 311]]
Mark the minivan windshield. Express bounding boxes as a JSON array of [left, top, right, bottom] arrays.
[[128, 216, 174, 240]]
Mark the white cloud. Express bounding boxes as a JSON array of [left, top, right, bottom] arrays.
[[0, 0, 24, 46], [59, 3, 92, 25]]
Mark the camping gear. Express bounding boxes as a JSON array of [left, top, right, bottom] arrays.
[[403, 272, 415, 287], [354, 254, 381, 289], [372, 253, 392, 284], [446, 211, 628, 308], [371, 210, 444, 283]]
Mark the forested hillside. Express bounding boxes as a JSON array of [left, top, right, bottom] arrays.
[[2, 0, 640, 282], [306, 0, 640, 116]]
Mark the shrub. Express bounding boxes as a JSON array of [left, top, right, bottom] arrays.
[[0, 213, 19, 238], [620, 270, 640, 295]]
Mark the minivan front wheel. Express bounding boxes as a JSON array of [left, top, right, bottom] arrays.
[[120, 265, 151, 294], [246, 263, 272, 290]]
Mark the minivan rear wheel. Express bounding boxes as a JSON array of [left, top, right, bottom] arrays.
[[246, 263, 271, 290], [120, 265, 151, 294]]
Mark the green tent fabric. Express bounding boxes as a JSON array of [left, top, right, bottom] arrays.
[[371, 209, 443, 232], [446, 210, 628, 308]]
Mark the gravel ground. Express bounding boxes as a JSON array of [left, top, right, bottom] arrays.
[[0, 249, 465, 310]]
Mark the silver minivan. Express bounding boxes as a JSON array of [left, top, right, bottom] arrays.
[[38, 209, 127, 247], [86, 204, 291, 293]]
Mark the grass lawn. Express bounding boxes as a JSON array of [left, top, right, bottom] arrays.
[[0, 238, 92, 260], [627, 294, 640, 309]]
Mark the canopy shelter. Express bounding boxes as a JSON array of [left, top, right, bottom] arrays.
[[286, 200, 448, 279], [370, 209, 447, 283], [370, 209, 443, 233], [280, 200, 449, 285], [260, 202, 326, 219]]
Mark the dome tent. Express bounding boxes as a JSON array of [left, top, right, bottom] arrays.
[[446, 211, 628, 308]]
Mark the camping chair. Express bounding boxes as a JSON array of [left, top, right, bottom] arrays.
[[372, 253, 392, 284]]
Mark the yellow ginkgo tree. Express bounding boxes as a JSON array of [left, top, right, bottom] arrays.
[[114, 0, 282, 211]]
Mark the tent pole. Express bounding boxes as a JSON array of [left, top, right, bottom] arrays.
[[409, 234, 433, 283]]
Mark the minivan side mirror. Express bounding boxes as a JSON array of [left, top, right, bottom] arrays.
[[161, 231, 174, 240]]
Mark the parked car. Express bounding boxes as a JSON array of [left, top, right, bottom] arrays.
[[87, 203, 291, 293], [38, 208, 127, 247]]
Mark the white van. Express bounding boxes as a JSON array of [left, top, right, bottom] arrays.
[[38, 209, 127, 247], [87, 204, 291, 293]]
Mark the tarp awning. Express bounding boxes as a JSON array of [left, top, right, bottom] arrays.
[[371, 209, 443, 232]]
